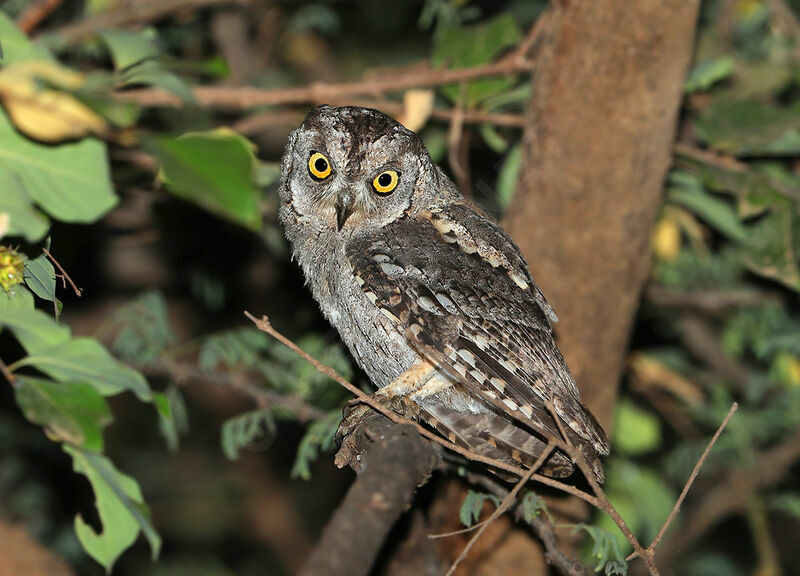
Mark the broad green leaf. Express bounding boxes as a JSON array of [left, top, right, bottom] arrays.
[[98, 29, 160, 70], [684, 56, 734, 93], [0, 284, 35, 310], [0, 172, 49, 241], [695, 99, 800, 156], [740, 203, 800, 291], [0, 12, 53, 64], [24, 252, 58, 305], [771, 492, 800, 520], [15, 376, 111, 451], [433, 13, 522, 105], [64, 445, 160, 572], [613, 399, 661, 456], [121, 61, 194, 103], [521, 491, 548, 524], [108, 290, 175, 365], [0, 111, 118, 222], [15, 338, 151, 400], [0, 308, 70, 352], [150, 129, 261, 230], [667, 172, 748, 243]]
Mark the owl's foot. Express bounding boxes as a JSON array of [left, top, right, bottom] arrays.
[[335, 391, 420, 447]]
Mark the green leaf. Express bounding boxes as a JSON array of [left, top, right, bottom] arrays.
[[497, 144, 521, 211], [0, 110, 118, 223], [15, 376, 112, 451], [108, 291, 175, 365], [459, 490, 498, 527], [220, 409, 276, 460], [121, 61, 194, 103], [613, 399, 662, 456], [199, 327, 271, 372], [684, 56, 734, 94], [154, 385, 188, 452], [15, 338, 152, 401], [667, 172, 748, 243], [24, 252, 60, 311], [433, 13, 522, 105], [98, 29, 160, 70], [0, 307, 70, 352], [0, 172, 49, 241], [739, 204, 800, 291], [521, 491, 548, 524], [150, 129, 261, 229], [573, 523, 628, 575], [0, 12, 54, 64], [695, 99, 800, 156], [291, 411, 341, 480], [64, 445, 161, 572], [770, 492, 800, 520], [0, 284, 34, 309]]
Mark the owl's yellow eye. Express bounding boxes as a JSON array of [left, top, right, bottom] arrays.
[[308, 152, 332, 180], [372, 170, 399, 195]]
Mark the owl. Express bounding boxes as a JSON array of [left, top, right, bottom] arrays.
[[279, 105, 609, 482]]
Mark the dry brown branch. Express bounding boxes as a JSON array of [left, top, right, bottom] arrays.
[[16, 0, 63, 33], [114, 20, 544, 110], [463, 471, 588, 576], [627, 402, 738, 562], [143, 360, 326, 423], [232, 106, 524, 135], [43, 247, 82, 297], [39, 0, 250, 44], [645, 286, 782, 312], [443, 445, 554, 576], [298, 413, 441, 576]]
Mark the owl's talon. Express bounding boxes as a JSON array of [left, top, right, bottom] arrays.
[[335, 393, 420, 447]]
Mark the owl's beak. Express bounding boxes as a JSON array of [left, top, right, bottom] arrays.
[[335, 194, 355, 231]]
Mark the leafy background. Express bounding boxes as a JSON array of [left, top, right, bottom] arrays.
[[0, 1, 799, 575]]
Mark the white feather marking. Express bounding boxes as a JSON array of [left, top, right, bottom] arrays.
[[490, 377, 506, 392], [503, 398, 519, 411], [373, 254, 391, 263], [469, 369, 486, 384], [457, 349, 476, 367], [435, 292, 459, 314], [510, 271, 530, 290], [417, 295, 441, 314], [380, 308, 401, 323], [380, 262, 405, 277]]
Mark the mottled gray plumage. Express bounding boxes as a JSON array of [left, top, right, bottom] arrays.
[[279, 105, 609, 481]]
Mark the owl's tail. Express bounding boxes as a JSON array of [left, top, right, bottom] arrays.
[[420, 402, 608, 483]]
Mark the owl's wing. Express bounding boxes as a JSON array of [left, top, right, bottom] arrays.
[[346, 203, 609, 479]]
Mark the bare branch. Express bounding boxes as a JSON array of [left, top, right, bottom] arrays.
[[444, 445, 554, 576], [16, 0, 63, 33]]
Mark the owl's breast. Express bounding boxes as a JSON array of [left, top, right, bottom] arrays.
[[294, 236, 419, 388]]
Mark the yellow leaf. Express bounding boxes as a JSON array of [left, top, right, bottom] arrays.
[[399, 89, 435, 132], [652, 216, 681, 261], [0, 62, 107, 143]]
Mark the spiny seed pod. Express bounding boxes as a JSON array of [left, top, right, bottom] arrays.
[[0, 246, 25, 292]]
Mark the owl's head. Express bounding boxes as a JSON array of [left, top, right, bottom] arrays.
[[279, 105, 443, 236]]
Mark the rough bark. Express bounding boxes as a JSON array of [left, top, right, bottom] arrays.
[[298, 413, 441, 576], [504, 0, 701, 429]]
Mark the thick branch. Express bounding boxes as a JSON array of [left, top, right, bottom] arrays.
[[298, 413, 441, 576]]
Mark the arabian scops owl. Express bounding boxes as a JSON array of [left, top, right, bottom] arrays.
[[279, 105, 609, 481]]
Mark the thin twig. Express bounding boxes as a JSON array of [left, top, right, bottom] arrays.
[[16, 0, 63, 33], [444, 445, 554, 576], [628, 402, 739, 561], [38, 0, 250, 44], [0, 357, 17, 387], [43, 248, 82, 297]]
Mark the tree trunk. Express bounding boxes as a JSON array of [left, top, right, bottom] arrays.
[[504, 0, 701, 430]]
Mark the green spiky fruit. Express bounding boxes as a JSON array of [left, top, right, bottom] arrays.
[[0, 246, 25, 292]]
